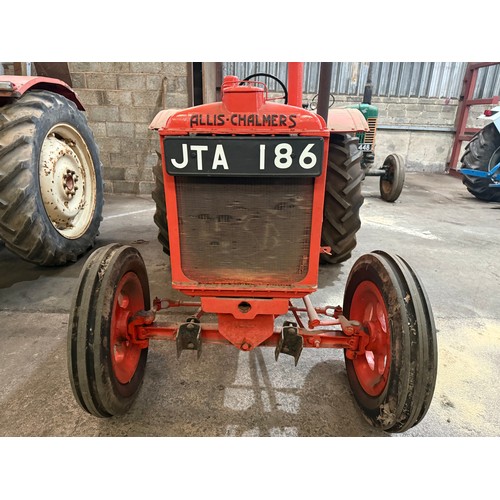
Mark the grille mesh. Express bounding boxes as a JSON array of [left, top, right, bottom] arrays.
[[365, 118, 377, 144], [175, 177, 314, 285]]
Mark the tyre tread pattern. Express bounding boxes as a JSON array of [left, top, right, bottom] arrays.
[[344, 251, 437, 433], [67, 244, 150, 418], [372, 251, 437, 433], [320, 134, 364, 264], [151, 155, 170, 255], [0, 90, 104, 265], [460, 123, 500, 202]]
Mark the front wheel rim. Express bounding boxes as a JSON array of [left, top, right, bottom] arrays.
[[110, 272, 144, 384], [380, 158, 396, 196], [350, 280, 391, 396]]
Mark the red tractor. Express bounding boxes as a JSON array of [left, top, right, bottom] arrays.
[[67, 63, 437, 433], [0, 73, 103, 265]]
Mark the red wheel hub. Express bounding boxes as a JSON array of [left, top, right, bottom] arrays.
[[110, 272, 145, 384], [350, 281, 390, 396]]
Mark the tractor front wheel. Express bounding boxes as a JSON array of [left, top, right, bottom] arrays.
[[67, 244, 150, 417], [343, 251, 437, 433], [379, 153, 405, 202]]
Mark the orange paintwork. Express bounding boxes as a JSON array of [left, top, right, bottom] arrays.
[[327, 108, 369, 133], [152, 74, 344, 350]]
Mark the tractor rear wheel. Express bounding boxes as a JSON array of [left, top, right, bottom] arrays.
[[343, 251, 437, 433], [460, 122, 500, 202], [151, 156, 170, 255], [68, 244, 150, 417], [379, 153, 405, 202], [321, 133, 364, 264], [0, 90, 103, 265]]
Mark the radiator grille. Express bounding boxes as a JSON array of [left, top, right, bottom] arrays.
[[175, 177, 314, 285], [364, 118, 377, 144]]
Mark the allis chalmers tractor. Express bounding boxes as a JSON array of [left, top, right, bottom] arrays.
[[67, 63, 437, 433], [0, 73, 103, 265]]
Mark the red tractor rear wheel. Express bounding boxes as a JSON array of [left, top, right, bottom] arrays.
[[67, 243, 150, 417], [343, 251, 437, 432]]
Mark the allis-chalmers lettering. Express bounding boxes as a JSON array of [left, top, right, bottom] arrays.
[[190, 113, 298, 128]]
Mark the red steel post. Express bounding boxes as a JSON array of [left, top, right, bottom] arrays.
[[448, 62, 500, 175]]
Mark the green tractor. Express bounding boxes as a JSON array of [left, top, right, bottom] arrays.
[[350, 64, 405, 202], [308, 63, 406, 202]]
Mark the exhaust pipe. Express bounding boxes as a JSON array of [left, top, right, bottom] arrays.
[[316, 62, 333, 123]]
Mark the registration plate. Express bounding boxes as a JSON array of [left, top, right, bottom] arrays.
[[163, 136, 324, 176]]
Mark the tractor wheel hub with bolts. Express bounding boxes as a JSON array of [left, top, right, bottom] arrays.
[[39, 126, 94, 239], [40, 133, 91, 239], [110, 272, 145, 384], [349, 280, 391, 397]]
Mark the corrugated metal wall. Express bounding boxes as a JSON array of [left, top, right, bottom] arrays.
[[223, 62, 500, 99]]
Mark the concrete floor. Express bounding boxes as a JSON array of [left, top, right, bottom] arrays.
[[1, 171, 499, 438]]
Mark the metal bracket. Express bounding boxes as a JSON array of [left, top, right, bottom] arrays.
[[460, 161, 500, 187], [275, 321, 303, 366], [176, 317, 202, 359]]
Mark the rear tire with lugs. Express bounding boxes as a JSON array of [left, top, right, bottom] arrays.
[[151, 155, 170, 255], [320, 133, 364, 264], [0, 90, 103, 265], [460, 122, 500, 202]]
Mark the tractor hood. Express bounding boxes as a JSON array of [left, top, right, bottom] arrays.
[[149, 75, 328, 136]]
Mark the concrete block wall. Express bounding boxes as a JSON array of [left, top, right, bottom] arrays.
[[330, 95, 459, 172], [68, 62, 190, 194], [328, 96, 492, 172]]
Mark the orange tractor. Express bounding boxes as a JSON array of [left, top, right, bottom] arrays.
[[68, 63, 437, 433]]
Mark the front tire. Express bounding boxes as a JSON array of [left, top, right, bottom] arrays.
[[67, 244, 150, 417], [379, 153, 405, 202], [0, 90, 103, 265], [343, 251, 437, 433]]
